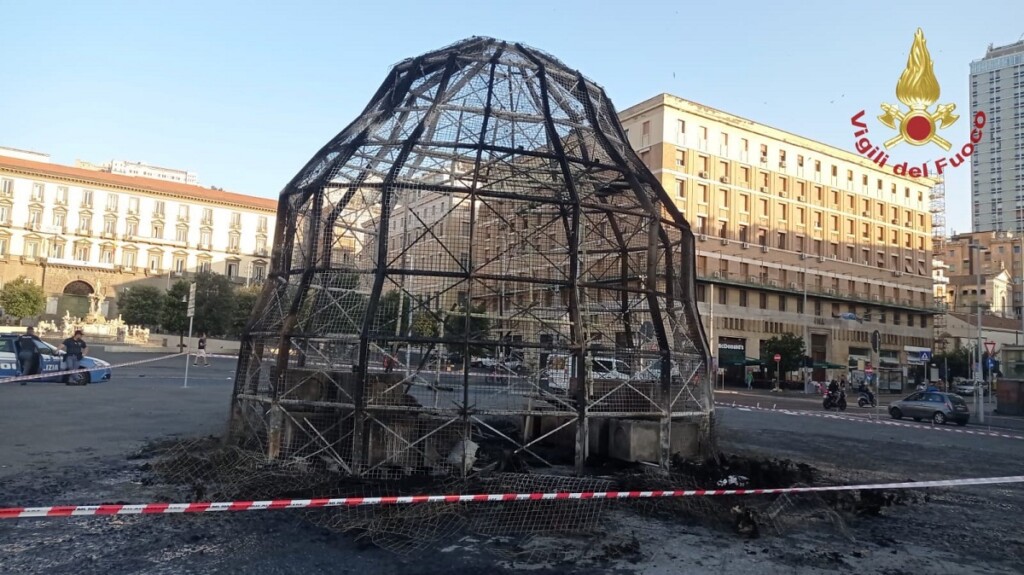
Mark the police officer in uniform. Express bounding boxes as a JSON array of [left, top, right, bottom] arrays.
[[15, 326, 42, 385]]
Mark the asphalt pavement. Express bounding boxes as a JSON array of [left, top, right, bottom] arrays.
[[716, 385, 1024, 432], [2, 353, 1023, 574]]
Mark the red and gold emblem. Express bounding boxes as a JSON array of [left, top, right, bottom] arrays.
[[877, 28, 959, 151]]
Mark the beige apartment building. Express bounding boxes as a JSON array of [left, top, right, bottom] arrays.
[[936, 230, 1024, 318], [618, 94, 937, 388], [0, 150, 280, 320]]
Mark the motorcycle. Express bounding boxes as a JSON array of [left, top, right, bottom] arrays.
[[823, 389, 847, 411], [857, 390, 877, 408]]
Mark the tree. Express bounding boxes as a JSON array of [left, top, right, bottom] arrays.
[[0, 276, 45, 321], [759, 333, 806, 379], [373, 290, 411, 336], [444, 303, 491, 355], [117, 286, 164, 327], [230, 286, 262, 338], [162, 280, 190, 335], [191, 271, 236, 336], [935, 347, 971, 380], [410, 311, 441, 338]]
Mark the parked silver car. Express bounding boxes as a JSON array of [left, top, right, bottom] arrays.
[[889, 391, 970, 426]]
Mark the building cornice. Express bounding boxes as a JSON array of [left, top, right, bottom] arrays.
[[619, 93, 939, 188], [0, 156, 276, 213]]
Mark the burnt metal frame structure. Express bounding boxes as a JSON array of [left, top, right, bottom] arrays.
[[229, 37, 711, 476]]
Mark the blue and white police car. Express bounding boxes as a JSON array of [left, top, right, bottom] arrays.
[[0, 333, 112, 384]]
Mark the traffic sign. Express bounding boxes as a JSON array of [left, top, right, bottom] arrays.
[[987, 358, 996, 370], [919, 351, 932, 362], [773, 354, 781, 362], [984, 341, 996, 355], [871, 330, 881, 353], [187, 283, 196, 318]]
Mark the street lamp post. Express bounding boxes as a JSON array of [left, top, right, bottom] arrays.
[[970, 242, 986, 423]]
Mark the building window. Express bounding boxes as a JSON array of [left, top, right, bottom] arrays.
[[123, 251, 137, 268], [176, 226, 188, 242], [202, 208, 213, 224], [675, 150, 685, 167], [31, 183, 44, 201], [128, 196, 140, 214], [148, 253, 162, 271], [74, 243, 90, 261], [739, 290, 748, 307], [228, 233, 240, 251], [226, 261, 239, 278], [0, 179, 13, 196], [640, 150, 650, 167], [81, 190, 93, 208], [24, 240, 40, 258], [256, 236, 267, 255], [230, 212, 241, 228], [53, 211, 66, 229], [676, 180, 686, 200], [152, 223, 163, 239], [100, 246, 115, 264], [0, 236, 7, 257], [51, 242, 64, 259], [28, 209, 41, 227], [154, 201, 165, 217], [779, 295, 787, 312], [258, 216, 268, 232], [200, 230, 212, 248], [252, 263, 266, 282], [717, 287, 728, 305], [106, 194, 118, 211], [174, 256, 186, 273], [78, 214, 91, 232], [103, 218, 116, 234], [759, 293, 768, 309], [56, 186, 68, 205], [696, 284, 706, 302], [178, 204, 189, 220], [198, 259, 212, 273]]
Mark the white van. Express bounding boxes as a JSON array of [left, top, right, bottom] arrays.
[[544, 354, 630, 391]]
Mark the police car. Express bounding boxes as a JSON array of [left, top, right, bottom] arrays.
[[0, 333, 112, 384]]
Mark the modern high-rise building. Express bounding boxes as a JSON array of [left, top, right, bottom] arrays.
[[619, 94, 938, 390], [970, 38, 1024, 233]]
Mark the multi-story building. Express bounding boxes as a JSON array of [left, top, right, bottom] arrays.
[[618, 94, 937, 388], [0, 151, 277, 320], [970, 38, 1024, 233], [937, 230, 1024, 318], [76, 159, 199, 186]]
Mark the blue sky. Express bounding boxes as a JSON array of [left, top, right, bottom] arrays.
[[1, 0, 1020, 234]]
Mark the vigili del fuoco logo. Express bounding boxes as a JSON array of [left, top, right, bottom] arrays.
[[851, 28, 985, 178]]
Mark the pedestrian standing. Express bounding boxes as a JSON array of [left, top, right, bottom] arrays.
[[194, 333, 210, 366], [60, 329, 89, 385], [15, 326, 42, 385], [745, 370, 753, 390]]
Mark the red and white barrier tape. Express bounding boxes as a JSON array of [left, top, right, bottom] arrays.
[[715, 401, 1024, 441], [3, 474, 1021, 519], [0, 353, 185, 385]]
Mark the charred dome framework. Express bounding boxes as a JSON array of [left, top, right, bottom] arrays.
[[229, 38, 711, 476]]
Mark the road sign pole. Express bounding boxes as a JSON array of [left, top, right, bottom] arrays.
[[183, 283, 196, 389]]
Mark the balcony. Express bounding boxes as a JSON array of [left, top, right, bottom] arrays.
[[47, 257, 115, 271], [253, 248, 269, 257], [227, 246, 241, 254], [697, 271, 938, 312], [75, 229, 93, 237], [100, 231, 116, 239]]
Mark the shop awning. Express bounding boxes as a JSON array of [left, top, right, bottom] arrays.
[[721, 357, 765, 367], [813, 361, 847, 369]]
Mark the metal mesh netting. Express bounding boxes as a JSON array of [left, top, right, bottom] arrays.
[[230, 37, 711, 477]]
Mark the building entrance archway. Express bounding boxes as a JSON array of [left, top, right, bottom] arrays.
[[59, 280, 94, 318]]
